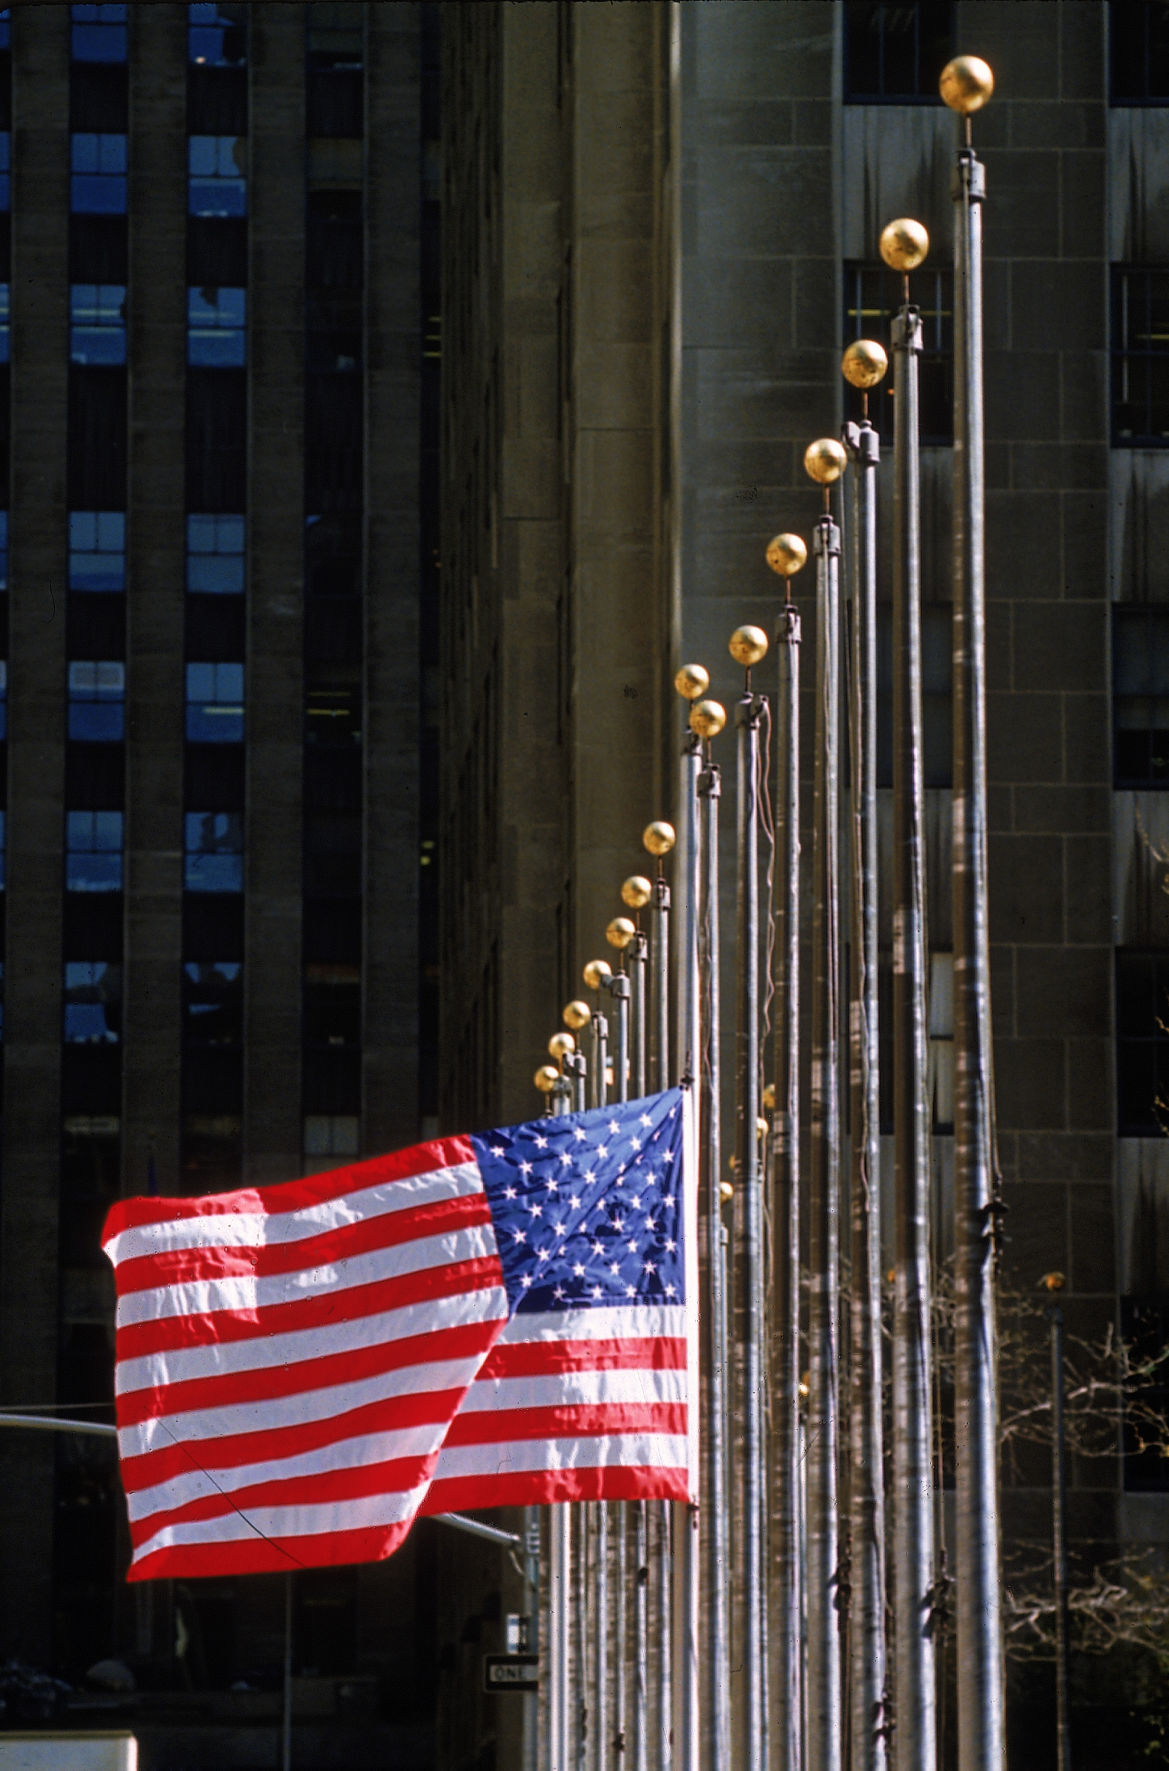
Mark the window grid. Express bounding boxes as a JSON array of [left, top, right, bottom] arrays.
[[188, 2, 247, 68], [1111, 1, 1169, 104], [188, 285, 245, 367], [188, 135, 247, 218], [71, 3, 128, 64], [65, 810, 123, 892], [70, 133, 127, 214], [1114, 606, 1169, 787], [843, 0, 954, 103], [68, 659, 125, 741], [1113, 266, 1169, 443], [843, 261, 953, 444], [1116, 950, 1169, 1135], [70, 282, 126, 365], [69, 510, 125, 593], [186, 513, 245, 593], [63, 960, 121, 1044], [186, 660, 245, 742], [184, 810, 243, 893]]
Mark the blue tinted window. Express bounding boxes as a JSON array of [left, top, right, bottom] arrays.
[[188, 286, 245, 367], [64, 960, 121, 1043], [185, 810, 243, 892], [72, 3, 128, 61], [68, 659, 125, 740], [70, 283, 126, 365], [183, 959, 242, 1044], [0, 10, 10, 53], [186, 514, 244, 594], [71, 133, 127, 214], [189, 2, 246, 66], [69, 511, 125, 593], [186, 661, 244, 741], [189, 136, 246, 217], [66, 810, 123, 891]]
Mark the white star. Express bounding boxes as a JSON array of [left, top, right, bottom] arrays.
[[613, 1216, 626, 1232], [631, 1136, 642, 1151], [592, 1240, 605, 1256], [664, 1194, 675, 1207], [668, 1107, 677, 1118], [625, 1283, 636, 1297], [569, 1195, 581, 1210], [521, 1274, 533, 1288], [504, 1186, 517, 1200], [627, 1239, 638, 1254], [592, 1285, 603, 1299], [553, 1223, 566, 1237], [608, 1119, 620, 1135], [665, 1238, 676, 1252], [631, 1196, 642, 1210], [491, 1145, 505, 1157], [554, 1285, 566, 1301], [663, 1149, 675, 1164], [582, 1172, 595, 1186], [609, 1262, 620, 1276], [643, 1260, 656, 1274], [573, 1263, 586, 1277], [573, 1126, 587, 1142], [513, 1229, 527, 1244], [537, 1248, 550, 1263], [528, 1203, 543, 1218], [534, 1134, 547, 1149], [559, 1152, 572, 1167], [640, 1113, 652, 1127], [645, 1218, 657, 1232], [519, 1161, 533, 1176], [665, 1282, 677, 1297], [597, 1144, 608, 1159]]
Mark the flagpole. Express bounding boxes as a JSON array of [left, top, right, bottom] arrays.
[[804, 439, 847, 1771], [692, 691, 730, 1771], [580, 961, 613, 1771], [626, 899, 650, 1771], [942, 55, 1005, 1771], [647, 821, 674, 1771], [543, 1054, 575, 1771], [584, 961, 613, 1112], [731, 623, 770, 1771], [673, 674, 706, 1771], [842, 341, 889, 1771], [764, 529, 807, 1771], [604, 919, 634, 1764], [883, 216, 938, 1771]]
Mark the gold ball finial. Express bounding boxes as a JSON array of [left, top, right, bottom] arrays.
[[729, 624, 769, 667], [606, 916, 636, 951], [1039, 1271, 1067, 1294], [534, 1064, 559, 1094], [939, 54, 994, 114], [643, 820, 676, 858], [719, 1179, 735, 1202], [583, 958, 612, 991], [563, 999, 591, 1031], [765, 532, 807, 579], [762, 1083, 777, 1112], [548, 1030, 575, 1061], [675, 662, 710, 701], [804, 437, 848, 485], [622, 874, 653, 909], [879, 218, 929, 272], [842, 338, 889, 389], [689, 698, 727, 740], [756, 1116, 768, 1140]]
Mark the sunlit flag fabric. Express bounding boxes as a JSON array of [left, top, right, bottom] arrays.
[[102, 1086, 696, 1580]]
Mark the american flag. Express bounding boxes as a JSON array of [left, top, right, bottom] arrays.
[[101, 1086, 696, 1580]]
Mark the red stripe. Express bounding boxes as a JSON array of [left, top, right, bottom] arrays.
[[480, 1335, 687, 1378], [441, 1401, 687, 1448], [120, 1385, 468, 1493], [103, 1135, 476, 1241], [117, 1317, 497, 1429], [420, 1464, 689, 1513], [128, 1453, 435, 1540], [126, 1519, 417, 1581], [114, 1254, 504, 1361], [113, 1190, 490, 1298]]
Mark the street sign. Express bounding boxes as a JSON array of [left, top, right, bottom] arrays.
[[482, 1654, 539, 1694]]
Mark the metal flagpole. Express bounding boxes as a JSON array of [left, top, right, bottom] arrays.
[[604, 920, 634, 1766], [673, 674, 705, 1771], [764, 529, 807, 1771], [732, 625, 770, 1771], [584, 960, 613, 1112], [843, 343, 890, 1771], [804, 439, 847, 1771], [647, 823, 674, 1771], [941, 55, 1006, 1771], [883, 215, 938, 1771], [625, 899, 650, 1771], [581, 962, 612, 1770], [1040, 1273, 1071, 1771], [542, 1051, 576, 1771], [693, 691, 730, 1771]]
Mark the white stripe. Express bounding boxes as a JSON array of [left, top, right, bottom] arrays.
[[128, 1419, 446, 1524], [119, 1350, 489, 1460], [431, 1431, 688, 1479], [496, 1304, 687, 1345], [116, 1283, 508, 1398], [132, 1484, 430, 1565], [104, 1161, 483, 1267], [458, 1367, 687, 1412], [115, 1221, 500, 1328]]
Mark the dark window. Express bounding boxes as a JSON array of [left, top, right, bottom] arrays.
[[70, 132, 127, 214], [305, 373, 362, 510], [186, 591, 245, 658], [188, 285, 245, 366], [66, 810, 123, 892], [306, 189, 362, 290], [69, 214, 128, 282], [64, 960, 121, 1044], [183, 893, 243, 961], [68, 368, 127, 508], [0, 512, 7, 589], [180, 1112, 241, 1193], [188, 1, 247, 67], [68, 592, 125, 658], [304, 811, 361, 895], [187, 64, 247, 135], [0, 280, 7, 364], [1114, 606, 1169, 786], [307, 288, 360, 372], [876, 603, 952, 788], [182, 960, 242, 1045], [303, 1113, 359, 1161], [69, 61, 128, 129], [189, 134, 246, 218], [187, 216, 247, 286], [61, 1115, 121, 1266], [69, 511, 125, 593], [307, 68, 363, 137], [187, 512, 245, 593], [63, 890, 122, 960], [186, 661, 244, 741], [182, 1046, 242, 1114], [304, 598, 361, 672], [185, 810, 243, 892], [71, 3, 127, 63], [186, 369, 246, 510], [305, 512, 361, 596], [68, 660, 124, 742], [1113, 266, 1169, 443], [303, 966, 360, 1045], [0, 133, 8, 214], [304, 746, 361, 812], [302, 1045, 360, 1115], [1117, 950, 1169, 1134], [0, 659, 6, 741], [305, 685, 361, 744], [70, 282, 126, 365], [185, 744, 244, 810], [61, 1046, 121, 1115], [1120, 1296, 1169, 1489], [844, 260, 952, 443], [307, 3, 363, 69], [66, 743, 124, 810], [1112, 1, 1169, 103], [843, 0, 954, 102], [303, 896, 361, 964]]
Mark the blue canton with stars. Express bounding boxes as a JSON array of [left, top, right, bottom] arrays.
[[469, 1087, 686, 1316]]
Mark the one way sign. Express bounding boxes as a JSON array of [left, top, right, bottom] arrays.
[[483, 1654, 539, 1694]]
